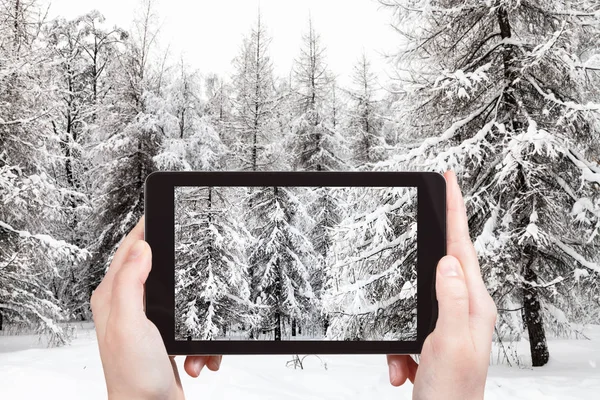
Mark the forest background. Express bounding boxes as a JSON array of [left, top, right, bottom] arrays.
[[1, 0, 600, 368]]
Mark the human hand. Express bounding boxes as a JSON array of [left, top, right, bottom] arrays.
[[91, 217, 222, 400], [386, 171, 497, 400]]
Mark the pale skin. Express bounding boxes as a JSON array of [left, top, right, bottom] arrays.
[[91, 171, 497, 400]]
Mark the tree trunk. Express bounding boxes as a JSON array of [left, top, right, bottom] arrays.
[[0, 310, 3, 331], [274, 312, 281, 341], [291, 318, 297, 337], [273, 185, 282, 341], [522, 249, 549, 367]]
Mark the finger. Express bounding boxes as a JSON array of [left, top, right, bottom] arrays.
[[444, 171, 497, 348], [386, 355, 411, 386], [99, 217, 145, 293], [109, 240, 152, 323], [433, 255, 471, 346], [91, 219, 146, 341], [444, 171, 481, 281], [444, 172, 490, 306], [406, 356, 418, 384], [184, 356, 210, 378], [206, 355, 223, 371]]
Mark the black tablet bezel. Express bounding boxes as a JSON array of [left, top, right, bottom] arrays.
[[145, 171, 445, 355]]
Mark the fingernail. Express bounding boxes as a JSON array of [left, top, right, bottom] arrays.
[[389, 361, 399, 383], [127, 241, 145, 261], [194, 359, 202, 375], [439, 257, 460, 277], [209, 357, 221, 370]]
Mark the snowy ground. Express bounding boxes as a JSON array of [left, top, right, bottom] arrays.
[[1, 323, 599, 399]]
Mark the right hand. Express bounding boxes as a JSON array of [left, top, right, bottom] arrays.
[[386, 170, 498, 400]]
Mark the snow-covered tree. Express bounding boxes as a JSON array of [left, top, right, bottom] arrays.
[[150, 59, 229, 172], [87, 0, 163, 295], [230, 14, 280, 171], [174, 186, 251, 340], [380, 0, 600, 366], [0, 0, 86, 339], [246, 186, 317, 340], [291, 16, 345, 172], [347, 53, 385, 167], [323, 187, 418, 340]]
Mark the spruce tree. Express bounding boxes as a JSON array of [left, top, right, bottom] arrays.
[[174, 186, 250, 340], [246, 186, 317, 340]]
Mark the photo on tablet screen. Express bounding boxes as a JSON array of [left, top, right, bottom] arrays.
[[174, 185, 418, 342]]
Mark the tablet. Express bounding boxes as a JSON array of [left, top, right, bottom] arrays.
[[145, 172, 445, 355]]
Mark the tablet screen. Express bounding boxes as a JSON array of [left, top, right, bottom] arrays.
[[173, 185, 418, 342]]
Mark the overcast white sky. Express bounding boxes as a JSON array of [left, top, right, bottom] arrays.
[[44, 0, 400, 86]]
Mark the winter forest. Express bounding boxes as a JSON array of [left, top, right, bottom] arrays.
[[174, 185, 418, 341], [1, 0, 600, 367]]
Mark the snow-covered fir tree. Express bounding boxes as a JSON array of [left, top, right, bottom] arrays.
[[174, 186, 251, 340], [246, 186, 317, 340], [323, 187, 418, 340], [380, 0, 600, 366]]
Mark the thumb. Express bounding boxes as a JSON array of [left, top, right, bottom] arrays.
[[110, 240, 152, 322], [433, 255, 470, 343]]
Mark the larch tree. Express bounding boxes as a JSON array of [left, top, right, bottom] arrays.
[[291, 16, 344, 172], [347, 52, 386, 167], [380, 0, 600, 366], [230, 13, 280, 172]]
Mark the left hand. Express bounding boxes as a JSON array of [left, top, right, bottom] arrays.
[[91, 217, 222, 400]]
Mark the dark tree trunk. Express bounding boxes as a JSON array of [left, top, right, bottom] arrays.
[[291, 318, 297, 337], [522, 249, 549, 367], [274, 312, 281, 341], [0, 310, 3, 331], [273, 185, 282, 341]]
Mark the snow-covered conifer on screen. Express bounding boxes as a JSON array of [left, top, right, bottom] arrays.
[[323, 187, 418, 341], [174, 186, 251, 340]]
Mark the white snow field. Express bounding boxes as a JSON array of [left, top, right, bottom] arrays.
[[1, 323, 599, 399]]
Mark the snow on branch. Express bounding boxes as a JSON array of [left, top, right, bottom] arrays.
[[527, 77, 600, 111], [385, 94, 501, 165], [0, 110, 52, 126], [566, 149, 600, 185], [551, 237, 600, 274], [330, 280, 416, 317], [0, 220, 87, 258]]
